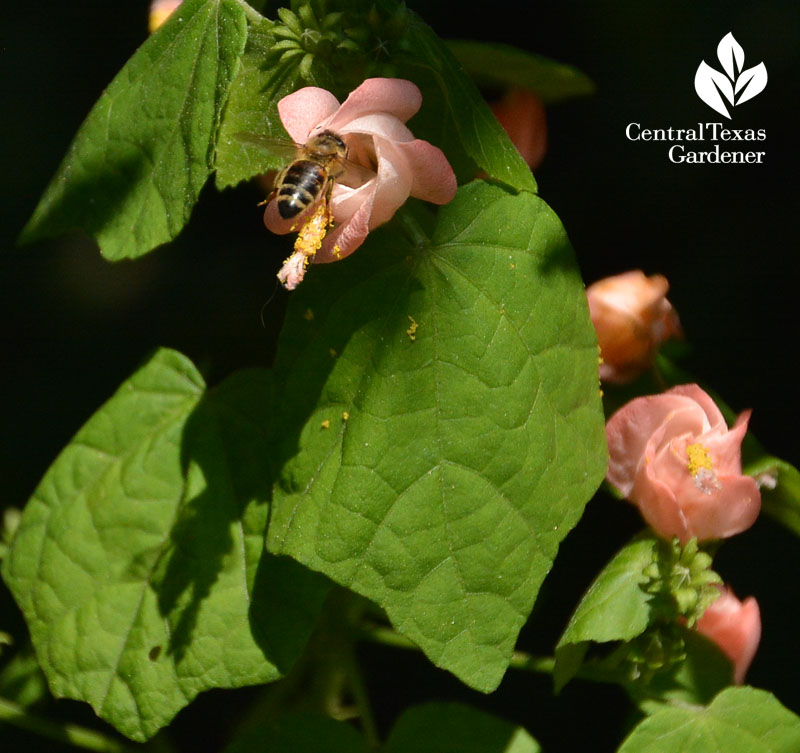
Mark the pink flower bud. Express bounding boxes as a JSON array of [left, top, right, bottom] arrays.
[[148, 0, 183, 33], [697, 586, 761, 684], [606, 384, 761, 543], [264, 78, 457, 263], [587, 270, 682, 384], [490, 88, 547, 170]]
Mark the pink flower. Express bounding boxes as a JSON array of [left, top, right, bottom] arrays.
[[490, 88, 547, 170], [587, 270, 682, 383], [148, 0, 183, 33], [264, 78, 457, 268], [606, 384, 761, 543], [697, 586, 761, 684]]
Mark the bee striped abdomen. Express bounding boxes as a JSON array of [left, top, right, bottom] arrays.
[[276, 160, 327, 219]]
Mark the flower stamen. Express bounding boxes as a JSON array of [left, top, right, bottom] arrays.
[[686, 443, 722, 494]]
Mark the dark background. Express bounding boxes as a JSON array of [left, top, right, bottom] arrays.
[[1, 1, 798, 751]]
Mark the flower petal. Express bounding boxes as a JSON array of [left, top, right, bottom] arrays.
[[338, 113, 415, 142], [668, 383, 727, 431], [278, 87, 341, 143], [401, 139, 459, 205], [606, 393, 703, 495], [322, 78, 422, 132], [697, 588, 760, 684]]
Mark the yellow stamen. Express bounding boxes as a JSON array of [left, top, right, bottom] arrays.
[[686, 443, 713, 477]]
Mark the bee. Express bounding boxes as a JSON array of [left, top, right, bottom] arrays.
[[238, 129, 370, 220]]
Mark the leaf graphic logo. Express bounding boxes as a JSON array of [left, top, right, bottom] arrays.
[[695, 33, 768, 118]]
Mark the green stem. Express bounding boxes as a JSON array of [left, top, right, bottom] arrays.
[[396, 206, 431, 249], [342, 646, 380, 750], [0, 697, 138, 753], [359, 625, 631, 687]]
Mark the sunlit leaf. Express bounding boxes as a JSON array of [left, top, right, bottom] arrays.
[[2, 350, 328, 740], [20, 0, 247, 259], [618, 687, 800, 753], [214, 17, 304, 189], [268, 181, 606, 692], [554, 537, 656, 691], [400, 17, 537, 192]]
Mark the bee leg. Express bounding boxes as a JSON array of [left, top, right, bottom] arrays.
[[258, 166, 287, 207], [322, 180, 335, 227]]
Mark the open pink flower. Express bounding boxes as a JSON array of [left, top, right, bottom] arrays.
[[587, 270, 682, 383], [490, 88, 547, 170], [606, 384, 761, 543], [264, 78, 457, 268], [697, 586, 761, 684]]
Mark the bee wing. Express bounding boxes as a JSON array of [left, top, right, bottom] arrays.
[[336, 156, 377, 189], [234, 132, 299, 162]]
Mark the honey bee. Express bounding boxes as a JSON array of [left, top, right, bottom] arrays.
[[238, 129, 370, 220]]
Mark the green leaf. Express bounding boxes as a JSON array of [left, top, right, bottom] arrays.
[[268, 181, 606, 692], [0, 643, 49, 709], [628, 630, 733, 715], [555, 537, 657, 691], [383, 702, 541, 753], [447, 40, 595, 105], [2, 349, 328, 741], [744, 451, 800, 537], [618, 687, 800, 753], [215, 18, 303, 189], [19, 0, 247, 260], [223, 712, 367, 753], [399, 15, 537, 192]]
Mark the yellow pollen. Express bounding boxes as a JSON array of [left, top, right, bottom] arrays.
[[686, 443, 713, 477], [320, 419, 331, 430], [293, 203, 331, 262], [406, 315, 419, 341]]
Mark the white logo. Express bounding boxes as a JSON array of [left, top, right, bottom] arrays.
[[695, 32, 767, 119]]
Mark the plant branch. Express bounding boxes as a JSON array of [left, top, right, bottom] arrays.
[[0, 696, 140, 753]]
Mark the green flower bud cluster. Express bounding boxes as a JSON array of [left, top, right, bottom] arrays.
[[620, 538, 722, 683], [625, 622, 686, 681], [642, 537, 723, 627], [265, 1, 409, 85]]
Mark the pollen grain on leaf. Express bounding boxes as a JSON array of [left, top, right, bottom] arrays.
[[406, 315, 419, 342]]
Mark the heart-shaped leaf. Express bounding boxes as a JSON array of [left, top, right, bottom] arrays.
[[20, 0, 247, 259], [618, 687, 800, 753], [2, 349, 329, 740], [268, 181, 607, 692]]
